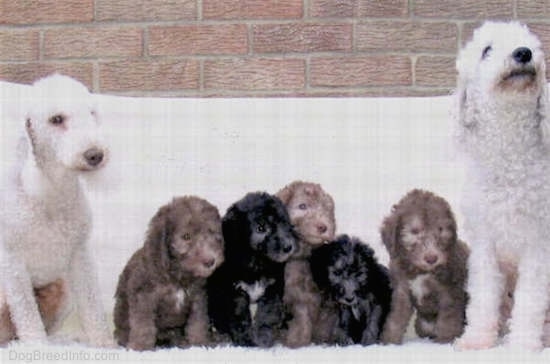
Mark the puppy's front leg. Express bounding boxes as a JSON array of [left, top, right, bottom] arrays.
[[69, 245, 112, 347], [0, 246, 46, 342], [184, 287, 209, 346], [254, 283, 284, 347], [434, 291, 466, 343], [126, 291, 157, 351], [381, 281, 413, 344], [361, 303, 383, 345]]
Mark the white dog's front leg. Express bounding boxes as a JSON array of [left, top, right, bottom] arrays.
[[506, 247, 550, 351], [0, 245, 47, 342], [455, 238, 503, 350], [69, 245, 112, 347]]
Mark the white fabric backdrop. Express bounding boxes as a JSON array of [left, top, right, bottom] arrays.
[[2, 81, 547, 362]]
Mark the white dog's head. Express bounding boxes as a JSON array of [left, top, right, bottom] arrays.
[[455, 21, 546, 128], [25, 74, 109, 173]]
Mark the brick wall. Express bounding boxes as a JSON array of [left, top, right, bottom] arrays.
[[1, 0, 549, 97]]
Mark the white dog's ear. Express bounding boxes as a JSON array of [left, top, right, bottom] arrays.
[[453, 48, 477, 131], [537, 85, 550, 147]]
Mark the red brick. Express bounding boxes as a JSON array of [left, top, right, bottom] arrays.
[[415, 56, 455, 87], [99, 60, 199, 92], [253, 23, 352, 53], [517, 0, 550, 18], [310, 56, 411, 87], [149, 25, 248, 56], [0, 30, 39, 61], [204, 58, 305, 90], [356, 21, 457, 53], [0, 62, 93, 88], [43, 27, 143, 59], [0, 0, 93, 25], [203, 0, 302, 20], [95, 0, 196, 22], [413, 0, 513, 19], [310, 0, 408, 18]]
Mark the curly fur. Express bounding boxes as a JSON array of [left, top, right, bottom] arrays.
[[0, 74, 111, 346], [114, 196, 224, 351], [276, 181, 336, 348], [207, 192, 297, 347], [380, 189, 469, 344], [453, 21, 550, 351], [310, 235, 391, 346]]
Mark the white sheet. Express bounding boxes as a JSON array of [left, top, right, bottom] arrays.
[[2, 81, 547, 362]]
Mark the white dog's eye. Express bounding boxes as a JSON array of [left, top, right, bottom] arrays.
[[482, 45, 492, 59], [181, 233, 191, 241], [49, 114, 65, 126], [298, 203, 307, 210]]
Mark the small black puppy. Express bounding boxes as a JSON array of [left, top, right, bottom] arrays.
[[207, 192, 297, 347], [310, 235, 392, 346]]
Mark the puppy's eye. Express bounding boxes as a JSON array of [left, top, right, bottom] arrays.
[[181, 233, 191, 241], [49, 114, 65, 125], [482, 45, 492, 59], [257, 225, 266, 233], [298, 203, 307, 210]]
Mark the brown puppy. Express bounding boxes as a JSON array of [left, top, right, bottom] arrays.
[[113, 196, 224, 351], [276, 181, 336, 347], [380, 189, 469, 344]]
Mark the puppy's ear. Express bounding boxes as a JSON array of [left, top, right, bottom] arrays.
[[275, 184, 293, 205], [221, 205, 247, 255], [380, 213, 399, 257], [145, 203, 175, 271]]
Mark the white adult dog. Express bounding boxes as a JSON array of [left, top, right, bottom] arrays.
[[0, 74, 112, 346], [454, 21, 550, 351]]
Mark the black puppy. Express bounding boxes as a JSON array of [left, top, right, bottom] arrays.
[[207, 192, 297, 347], [310, 235, 392, 345]]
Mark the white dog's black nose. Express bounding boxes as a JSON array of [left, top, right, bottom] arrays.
[[513, 47, 532, 64], [83, 148, 104, 167]]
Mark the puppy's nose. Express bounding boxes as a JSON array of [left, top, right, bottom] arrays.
[[83, 148, 104, 167], [282, 243, 293, 254], [344, 296, 354, 304], [424, 254, 439, 265], [203, 258, 216, 269], [317, 224, 328, 234], [513, 47, 532, 64]]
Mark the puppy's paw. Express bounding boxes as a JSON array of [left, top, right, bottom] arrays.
[[253, 327, 275, 348]]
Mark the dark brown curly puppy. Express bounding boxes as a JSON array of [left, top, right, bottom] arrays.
[[276, 181, 336, 348], [380, 189, 469, 344], [114, 196, 224, 351]]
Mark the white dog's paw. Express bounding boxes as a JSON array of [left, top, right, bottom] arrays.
[[86, 332, 116, 348], [504, 333, 543, 352], [454, 330, 497, 351]]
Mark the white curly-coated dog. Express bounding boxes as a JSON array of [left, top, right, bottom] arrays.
[[454, 21, 550, 351], [0, 74, 112, 346]]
